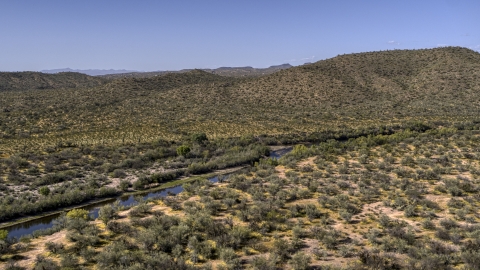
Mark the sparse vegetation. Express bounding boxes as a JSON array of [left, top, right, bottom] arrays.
[[2, 129, 480, 268], [2, 47, 480, 268]]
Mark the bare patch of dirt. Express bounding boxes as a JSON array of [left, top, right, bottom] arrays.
[[361, 201, 419, 228], [276, 165, 287, 179], [14, 230, 67, 269], [299, 157, 316, 167]]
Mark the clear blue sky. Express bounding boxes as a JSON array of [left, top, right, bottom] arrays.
[[1, 0, 479, 71]]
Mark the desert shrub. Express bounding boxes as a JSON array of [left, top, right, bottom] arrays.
[[251, 254, 277, 270], [447, 198, 466, 209], [340, 210, 353, 223], [176, 145, 191, 157], [33, 255, 60, 270], [417, 169, 439, 180], [435, 228, 451, 241], [428, 239, 457, 255], [300, 164, 313, 172], [322, 234, 339, 250], [66, 217, 89, 232], [38, 186, 50, 196], [191, 132, 209, 145], [129, 203, 152, 217], [97, 187, 118, 197], [291, 144, 310, 158], [60, 254, 79, 269], [119, 179, 130, 191], [312, 247, 329, 260], [440, 218, 459, 230], [119, 158, 147, 169], [338, 244, 356, 258], [462, 250, 480, 270], [45, 241, 64, 254], [0, 229, 7, 240], [358, 249, 401, 269], [419, 199, 440, 210], [0, 240, 11, 255], [80, 247, 97, 263], [150, 171, 183, 184], [98, 204, 118, 224], [95, 241, 138, 268], [378, 214, 392, 228], [289, 251, 311, 270], [448, 186, 463, 197], [272, 237, 291, 261], [422, 219, 436, 230], [36, 172, 73, 186], [106, 221, 132, 234], [219, 247, 240, 269], [111, 169, 126, 178], [3, 261, 26, 270], [404, 205, 417, 217], [305, 204, 323, 220], [66, 209, 89, 220]]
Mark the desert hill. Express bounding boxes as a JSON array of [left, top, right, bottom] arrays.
[[232, 46, 480, 119], [0, 72, 108, 92], [0, 47, 479, 152]]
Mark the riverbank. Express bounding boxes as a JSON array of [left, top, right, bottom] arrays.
[[0, 165, 247, 230]]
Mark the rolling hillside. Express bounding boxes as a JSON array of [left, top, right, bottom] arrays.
[[0, 72, 109, 92], [1, 47, 480, 153]]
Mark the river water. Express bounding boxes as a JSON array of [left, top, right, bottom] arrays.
[[4, 148, 291, 240]]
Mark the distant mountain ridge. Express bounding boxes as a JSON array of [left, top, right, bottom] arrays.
[[41, 68, 138, 76], [0, 64, 292, 92], [40, 64, 293, 78], [99, 64, 293, 79]]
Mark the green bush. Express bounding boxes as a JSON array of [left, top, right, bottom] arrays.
[[176, 145, 191, 157], [66, 209, 89, 220], [98, 204, 118, 224], [291, 144, 309, 158], [119, 179, 130, 191], [191, 133, 208, 145], [45, 241, 64, 254], [38, 186, 50, 196], [220, 247, 240, 268], [0, 229, 7, 240]]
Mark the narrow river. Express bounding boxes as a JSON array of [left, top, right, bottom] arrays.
[[4, 147, 291, 240]]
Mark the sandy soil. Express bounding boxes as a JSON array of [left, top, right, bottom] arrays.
[[12, 230, 67, 269]]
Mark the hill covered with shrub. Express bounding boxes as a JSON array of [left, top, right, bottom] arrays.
[[0, 72, 108, 92], [1, 47, 479, 154]]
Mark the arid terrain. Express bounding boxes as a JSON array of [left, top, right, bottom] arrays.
[[1, 47, 480, 269]]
